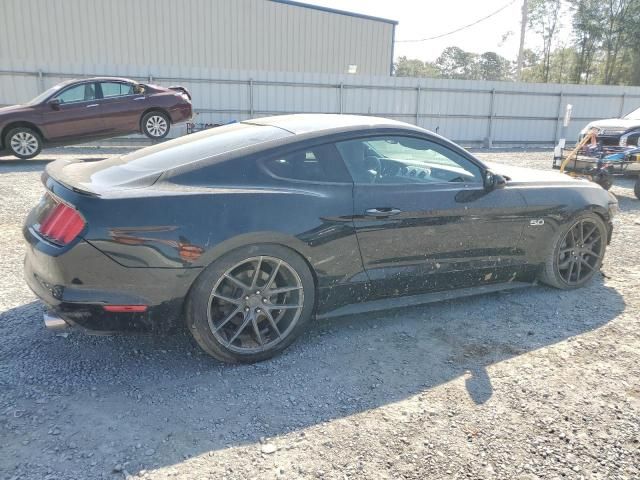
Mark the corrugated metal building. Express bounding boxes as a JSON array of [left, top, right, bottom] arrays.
[[0, 0, 397, 76]]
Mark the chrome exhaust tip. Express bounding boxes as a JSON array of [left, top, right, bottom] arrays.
[[44, 311, 68, 330]]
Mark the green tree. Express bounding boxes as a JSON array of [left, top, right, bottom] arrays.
[[393, 56, 441, 78], [601, 0, 635, 84], [548, 46, 579, 83], [478, 52, 513, 81], [528, 0, 563, 82], [568, 0, 603, 83], [626, 1, 640, 85], [435, 46, 479, 79]]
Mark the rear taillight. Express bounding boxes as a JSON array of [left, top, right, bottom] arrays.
[[37, 197, 86, 245]]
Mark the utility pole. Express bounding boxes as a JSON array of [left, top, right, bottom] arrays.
[[516, 0, 528, 80]]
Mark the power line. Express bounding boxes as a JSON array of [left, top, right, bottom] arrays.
[[395, 0, 517, 43]]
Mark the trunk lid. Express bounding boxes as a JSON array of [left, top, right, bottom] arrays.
[[44, 157, 163, 196]]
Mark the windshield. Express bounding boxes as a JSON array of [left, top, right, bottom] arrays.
[[26, 85, 63, 105], [624, 106, 640, 120]]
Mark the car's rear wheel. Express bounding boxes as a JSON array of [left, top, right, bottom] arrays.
[[186, 244, 315, 363], [141, 111, 170, 139], [539, 213, 607, 289], [5, 127, 42, 159]]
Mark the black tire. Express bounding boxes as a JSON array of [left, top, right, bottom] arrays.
[[4, 127, 42, 159], [185, 244, 315, 363], [141, 111, 170, 139], [634, 178, 640, 200], [539, 212, 607, 290]]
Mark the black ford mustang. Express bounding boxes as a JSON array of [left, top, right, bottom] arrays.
[[24, 114, 617, 363]]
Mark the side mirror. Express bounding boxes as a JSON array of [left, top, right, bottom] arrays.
[[484, 170, 506, 191], [48, 98, 61, 110]]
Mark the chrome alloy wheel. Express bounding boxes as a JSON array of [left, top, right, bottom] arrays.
[[557, 218, 604, 285], [10, 131, 39, 157], [207, 256, 304, 354], [145, 115, 168, 137]]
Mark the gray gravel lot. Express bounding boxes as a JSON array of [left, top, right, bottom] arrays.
[[1, 147, 639, 479]]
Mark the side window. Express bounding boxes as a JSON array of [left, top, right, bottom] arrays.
[[336, 136, 483, 185], [101, 82, 134, 98], [55, 83, 96, 104], [263, 144, 351, 183]]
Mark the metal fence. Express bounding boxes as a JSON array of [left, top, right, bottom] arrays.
[[1, 67, 640, 146]]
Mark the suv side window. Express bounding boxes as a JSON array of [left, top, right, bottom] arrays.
[[263, 144, 351, 183], [336, 136, 482, 185], [55, 83, 96, 104], [101, 82, 134, 98]]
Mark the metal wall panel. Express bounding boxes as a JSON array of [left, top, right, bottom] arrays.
[[1, 66, 640, 145], [0, 0, 395, 76]]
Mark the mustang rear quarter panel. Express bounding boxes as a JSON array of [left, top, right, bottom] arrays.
[[82, 187, 363, 278]]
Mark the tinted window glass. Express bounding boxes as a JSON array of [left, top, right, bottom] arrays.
[[101, 82, 134, 98], [264, 144, 349, 182], [109, 122, 290, 178], [55, 83, 96, 103], [336, 136, 482, 185]]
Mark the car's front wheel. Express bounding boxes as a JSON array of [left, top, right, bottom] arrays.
[[141, 111, 170, 139], [186, 244, 315, 363], [539, 213, 607, 289], [4, 127, 42, 159]]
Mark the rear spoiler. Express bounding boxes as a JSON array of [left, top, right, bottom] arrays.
[[44, 159, 100, 197], [168, 85, 191, 100]]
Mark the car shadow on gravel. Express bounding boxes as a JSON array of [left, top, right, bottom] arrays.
[[0, 159, 52, 172], [0, 276, 625, 478]]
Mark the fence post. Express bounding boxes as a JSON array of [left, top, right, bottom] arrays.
[[619, 93, 626, 117], [248, 79, 254, 118], [148, 74, 153, 83], [415, 85, 421, 126], [339, 83, 344, 114], [485, 89, 496, 148], [554, 91, 564, 144], [37, 70, 44, 92]]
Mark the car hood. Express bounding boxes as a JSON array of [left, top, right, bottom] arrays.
[[484, 161, 590, 187], [0, 104, 30, 116], [581, 118, 640, 133]]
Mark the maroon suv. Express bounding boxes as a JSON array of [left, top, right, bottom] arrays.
[[0, 77, 192, 159]]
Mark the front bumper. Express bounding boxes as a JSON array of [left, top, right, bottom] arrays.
[[24, 236, 201, 333]]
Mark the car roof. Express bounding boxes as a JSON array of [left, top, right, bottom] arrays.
[[243, 114, 421, 135], [56, 77, 137, 87]]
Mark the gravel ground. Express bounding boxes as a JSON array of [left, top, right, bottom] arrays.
[[1, 148, 639, 480]]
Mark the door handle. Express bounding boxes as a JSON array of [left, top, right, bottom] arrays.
[[134, 97, 146, 101], [86, 104, 99, 108], [364, 208, 402, 218]]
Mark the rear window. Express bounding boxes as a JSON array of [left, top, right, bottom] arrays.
[[119, 122, 291, 173]]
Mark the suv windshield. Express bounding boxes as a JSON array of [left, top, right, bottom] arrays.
[[624, 107, 640, 120]]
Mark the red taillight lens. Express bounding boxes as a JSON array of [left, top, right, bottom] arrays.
[[37, 200, 85, 245], [103, 305, 148, 313]]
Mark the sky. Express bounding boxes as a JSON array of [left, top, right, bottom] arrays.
[[304, 0, 572, 63]]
